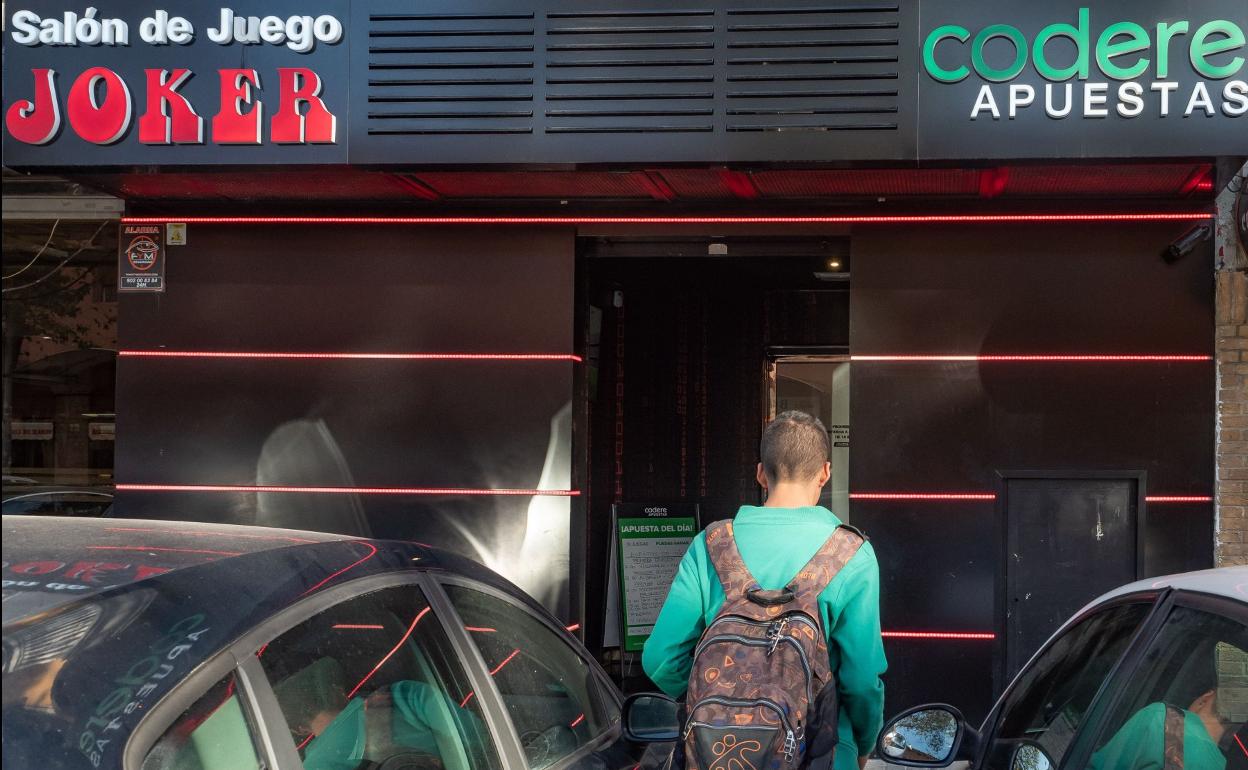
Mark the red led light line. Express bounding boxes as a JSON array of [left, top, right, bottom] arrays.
[[570, 714, 586, 729], [347, 606, 431, 699], [300, 542, 379, 597], [1235, 733, 1248, 760], [296, 734, 316, 751], [490, 649, 522, 676], [120, 213, 1211, 226], [465, 626, 497, 633], [882, 631, 996, 640], [852, 355, 1210, 362], [566, 623, 581, 632], [1145, 496, 1213, 503], [851, 493, 997, 501], [333, 624, 385, 630], [117, 483, 579, 497], [119, 350, 582, 362]]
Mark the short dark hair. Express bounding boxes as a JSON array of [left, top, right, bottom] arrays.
[[760, 410, 830, 483]]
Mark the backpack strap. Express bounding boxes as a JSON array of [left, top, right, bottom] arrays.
[[788, 525, 867, 609], [1163, 705, 1185, 770], [704, 520, 768, 612]]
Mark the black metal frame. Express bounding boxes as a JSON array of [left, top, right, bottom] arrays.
[[992, 469, 1148, 692]]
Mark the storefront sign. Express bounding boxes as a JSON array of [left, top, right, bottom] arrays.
[[918, 0, 1248, 158], [88, 422, 115, 441], [118, 223, 165, 292], [612, 503, 700, 652], [3, 2, 348, 164], [11, 421, 54, 440]]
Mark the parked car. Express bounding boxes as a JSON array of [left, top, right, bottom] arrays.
[[1, 488, 114, 517], [1, 515, 655, 770], [876, 567, 1248, 770]]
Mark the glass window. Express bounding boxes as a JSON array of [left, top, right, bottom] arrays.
[[988, 602, 1153, 768], [256, 584, 500, 770], [1082, 605, 1248, 770], [444, 584, 617, 769], [142, 673, 262, 770], [3, 216, 118, 505]]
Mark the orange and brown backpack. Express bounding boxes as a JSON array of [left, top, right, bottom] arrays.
[[681, 520, 865, 770]]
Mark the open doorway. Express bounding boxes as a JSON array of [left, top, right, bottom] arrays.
[[766, 355, 851, 521]]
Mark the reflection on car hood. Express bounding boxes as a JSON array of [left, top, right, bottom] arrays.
[[1, 516, 352, 625]]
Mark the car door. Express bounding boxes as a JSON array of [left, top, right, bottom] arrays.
[[974, 597, 1159, 769], [132, 572, 522, 770], [437, 576, 643, 770], [1070, 591, 1248, 770]]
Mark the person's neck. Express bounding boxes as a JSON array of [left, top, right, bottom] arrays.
[[1197, 711, 1226, 744], [762, 484, 821, 509]]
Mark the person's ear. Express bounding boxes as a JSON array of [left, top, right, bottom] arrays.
[[817, 461, 831, 487], [756, 463, 769, 490]]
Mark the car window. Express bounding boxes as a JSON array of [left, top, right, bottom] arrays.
[[988, 601, 1153, 768], [255, 584, 501, 770], [142, 672, 263, 770], [1081, 604, 1248, 770], [444, 584, 617, 770]]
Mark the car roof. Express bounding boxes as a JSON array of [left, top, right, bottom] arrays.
[[3, 515, 357, 623], [1, 517, 549, 770], [1088, 566, 1248, 608]]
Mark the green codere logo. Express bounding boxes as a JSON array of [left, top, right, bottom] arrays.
[[922, 8, 1248, 119]]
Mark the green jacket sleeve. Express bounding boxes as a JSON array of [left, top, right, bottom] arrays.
[[826, 544, 887, 758], [641, 533, 709, 698]]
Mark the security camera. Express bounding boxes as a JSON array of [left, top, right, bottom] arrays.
[[1162, 223, 1212, 264]]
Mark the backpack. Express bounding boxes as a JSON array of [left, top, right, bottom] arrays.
[[682, 520, 865, 770]]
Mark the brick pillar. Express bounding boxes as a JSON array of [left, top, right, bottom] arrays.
[[1216, 165, 1248, 567], [1218, 270, 1248, 566]]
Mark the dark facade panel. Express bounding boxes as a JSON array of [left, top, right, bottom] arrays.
[[849, 223, 1216, 721], [115, 225, 579, 616]]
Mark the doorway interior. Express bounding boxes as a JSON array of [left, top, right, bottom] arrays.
[[767, 354, 851, 520]]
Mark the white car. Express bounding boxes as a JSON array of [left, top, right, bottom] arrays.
[[877, 567, 1248, 770]]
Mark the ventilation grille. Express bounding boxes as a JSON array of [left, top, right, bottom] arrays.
[[542, 9, 716, 134], [362, 2, 904, 145], [367, 11, 538, 135], [725, 5, 900, 132]]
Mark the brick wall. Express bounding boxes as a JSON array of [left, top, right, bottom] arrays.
[[1218, 270, 1248, 567], [1216, 165, 1248, 568]]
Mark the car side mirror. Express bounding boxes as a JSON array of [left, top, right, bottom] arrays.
[[622, 693, 681, 743], [1011, 741, 1054, 770], [876, 704, 970, 768]]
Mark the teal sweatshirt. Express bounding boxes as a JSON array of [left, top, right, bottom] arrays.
[[641, 505, 887, 770], [1088, 703, 1226, 770]]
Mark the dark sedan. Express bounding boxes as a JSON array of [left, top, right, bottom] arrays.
[[1, 516, 659, 770]]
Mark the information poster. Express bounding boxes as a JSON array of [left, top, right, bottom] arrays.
[[118, 223, 166, 292], [612, 503, 700, 652]]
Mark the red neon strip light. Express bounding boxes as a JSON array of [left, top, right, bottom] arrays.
[[460, 692, 476, 708], [119, 350, 582, 362], [852, 355, 1210, 362], [851, 493, 996, 501], [296, 734, 316, 751], [256, 643, 270, 658], [1145, 496, 1213, 503], [333, 624, 385, 630], [117, 483, 579, 497], [490, 649, 522, 676], [1234, 733, 1248, 759], [882, 631, 996, 640], [566, 623, 581, 632], [104, 526, 316, 543], [465, 626, 497, 633], [120, 213, 1211, 226], [86, 545, 243, 557], [300, 542, 379, 597], [347, 606, 432, 699], [570, 714, 586, 729]]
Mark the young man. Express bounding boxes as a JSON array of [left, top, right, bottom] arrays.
[[642, 410, 887, 770]]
